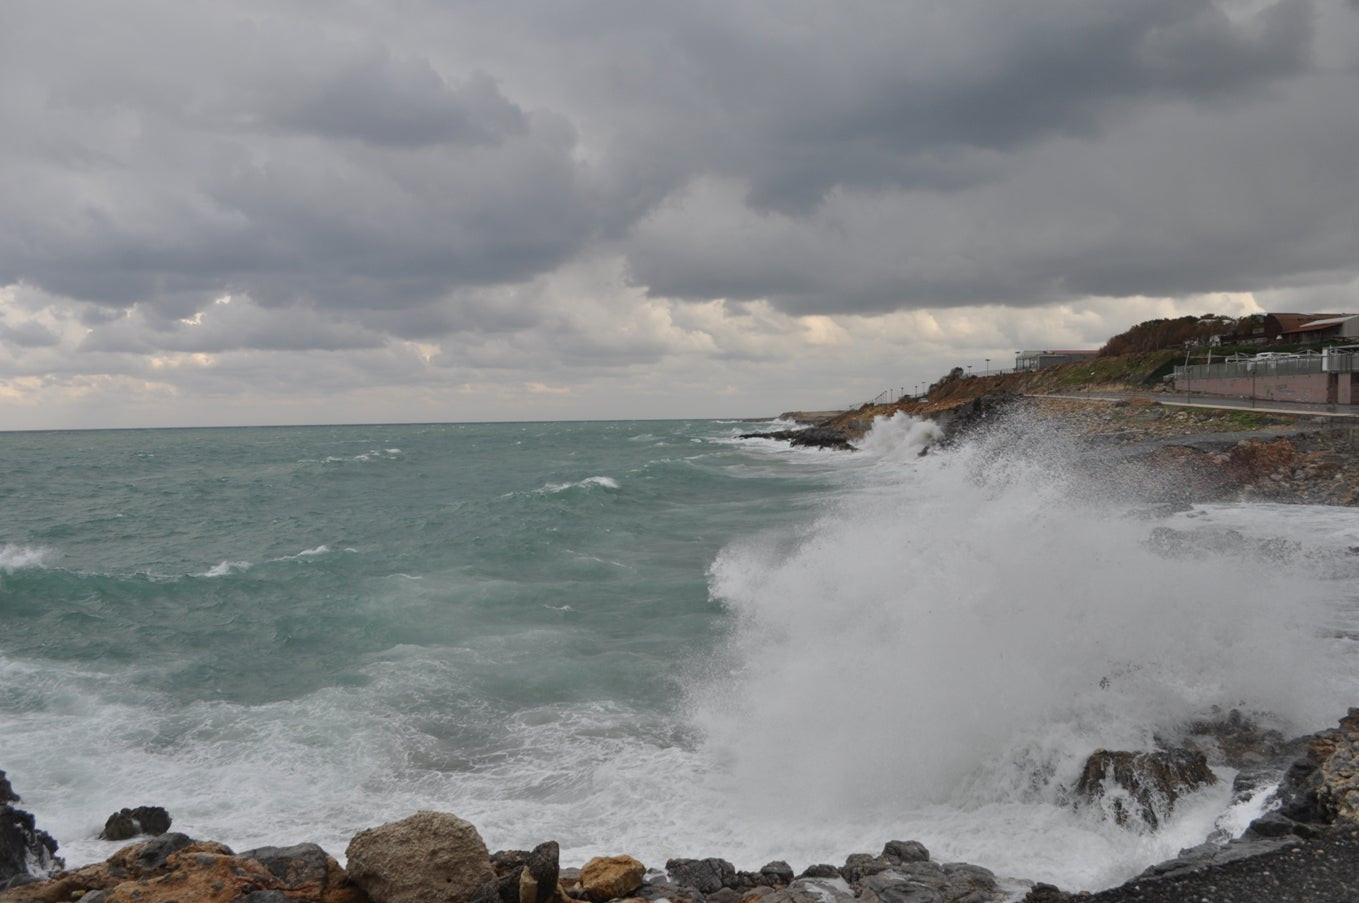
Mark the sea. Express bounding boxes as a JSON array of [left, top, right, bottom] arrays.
[[2, 414, 1357, 895]]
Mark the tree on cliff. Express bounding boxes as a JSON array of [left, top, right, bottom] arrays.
[[1100, 315, 1236, 356]]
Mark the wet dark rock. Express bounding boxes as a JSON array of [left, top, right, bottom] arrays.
[[521, 841, 561, 903], [636, 879, 706, 903], [246, 842, 329, 882], [933, 394, 1018, 446], [737, 427, 855, 451], [665, 858, 736, 894], [797, 864, 840, 879], [757, 861, 793, 886], [1074, 747, 1217, 828], [838, 853, 890, 884], [100, 805, 172, 841], [756, 877, 855, 903], [131, 832, 198, 871], [1020, 882, 1069, 902], [1243, 811, 1320, 840], [880, 841, 929, 866], [858, 860, 1001, 903], [0, 770, 63, 889]]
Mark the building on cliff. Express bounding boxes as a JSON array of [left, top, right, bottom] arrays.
[[1015, 349, 1100, 371]]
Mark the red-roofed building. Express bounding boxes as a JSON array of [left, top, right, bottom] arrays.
[[1262, 313, 1359, 342]]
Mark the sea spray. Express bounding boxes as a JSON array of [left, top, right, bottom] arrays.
[[689, 410, 1357, 885]]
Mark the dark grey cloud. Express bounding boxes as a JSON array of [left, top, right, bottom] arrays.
[[0, 320, 60, 348], [0, 0, 1355, 361]]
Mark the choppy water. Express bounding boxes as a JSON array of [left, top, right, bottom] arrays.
[[2, 415, 1356, 893]]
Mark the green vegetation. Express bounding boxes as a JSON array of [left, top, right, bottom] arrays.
[[1220, 410, 1267, 430]]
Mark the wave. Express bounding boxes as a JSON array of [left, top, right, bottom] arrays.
[[536, 476, 621, 494], [200, 560, 252, 578], [0, 544, 56, 572], [274, 545, 331, 561]]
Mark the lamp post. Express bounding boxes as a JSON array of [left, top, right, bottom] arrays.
[[985, 358, 990, 376]]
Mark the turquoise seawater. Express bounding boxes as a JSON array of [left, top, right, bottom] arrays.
[[0, 420, 819, 708], [3, 415, 1358, 892]]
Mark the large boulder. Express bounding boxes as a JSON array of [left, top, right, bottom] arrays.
[[1074, 747, 1217, 829], [665, 858, 735, 895], [0, 770, 63, 890], [345, 811, 495, 903], [579, 855, 644, 902], [858, 861, 1002, 903]]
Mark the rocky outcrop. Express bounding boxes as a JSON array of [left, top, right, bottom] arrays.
[[0, 834, 364, 903], [1267, 707, 1359, 829], [345, 811, 494, 903], [1074, 748, 1217, 829], [100, 806, 173, 841], [738, 426, 856, 451], [579, 855, 644, 902], [1180, 707, 1299, 769], [0, 770, 62, 891], [931, 394, 1018, 446]]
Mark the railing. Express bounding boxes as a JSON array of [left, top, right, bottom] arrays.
[[1173, 352, 1359, 382]]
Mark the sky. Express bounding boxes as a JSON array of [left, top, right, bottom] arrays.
[[2, 0, 1358, 429]]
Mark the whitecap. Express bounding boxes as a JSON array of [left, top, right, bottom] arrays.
[[538, 476, 621, 493], [200, 560, 251, 577], [0, 544, 55, 572]]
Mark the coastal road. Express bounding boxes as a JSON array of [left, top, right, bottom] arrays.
[[1030, 391, 1359, 422]]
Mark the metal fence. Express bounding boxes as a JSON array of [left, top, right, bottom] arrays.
[[1173, 352, 1359, 382]]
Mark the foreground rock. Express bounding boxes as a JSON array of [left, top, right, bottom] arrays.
[[1034, 709, 1359, 901], [6, 716, 1359, 903], [0, 771, 62, 890], [578, 855, 643, 902], [0, 833, 364, 903], [474, 841, 568, 903], [642, 843, 1000, 903], [346, 811, 494, 903]]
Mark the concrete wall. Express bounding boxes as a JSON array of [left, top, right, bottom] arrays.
[[1172, 372, 1359, 404]]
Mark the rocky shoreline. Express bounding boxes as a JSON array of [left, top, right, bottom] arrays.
[[3, 708, 1359, 902], [753, 394, 1359, 507]]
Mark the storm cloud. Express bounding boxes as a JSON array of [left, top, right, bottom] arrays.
[[1, 0, 1357, 426]]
